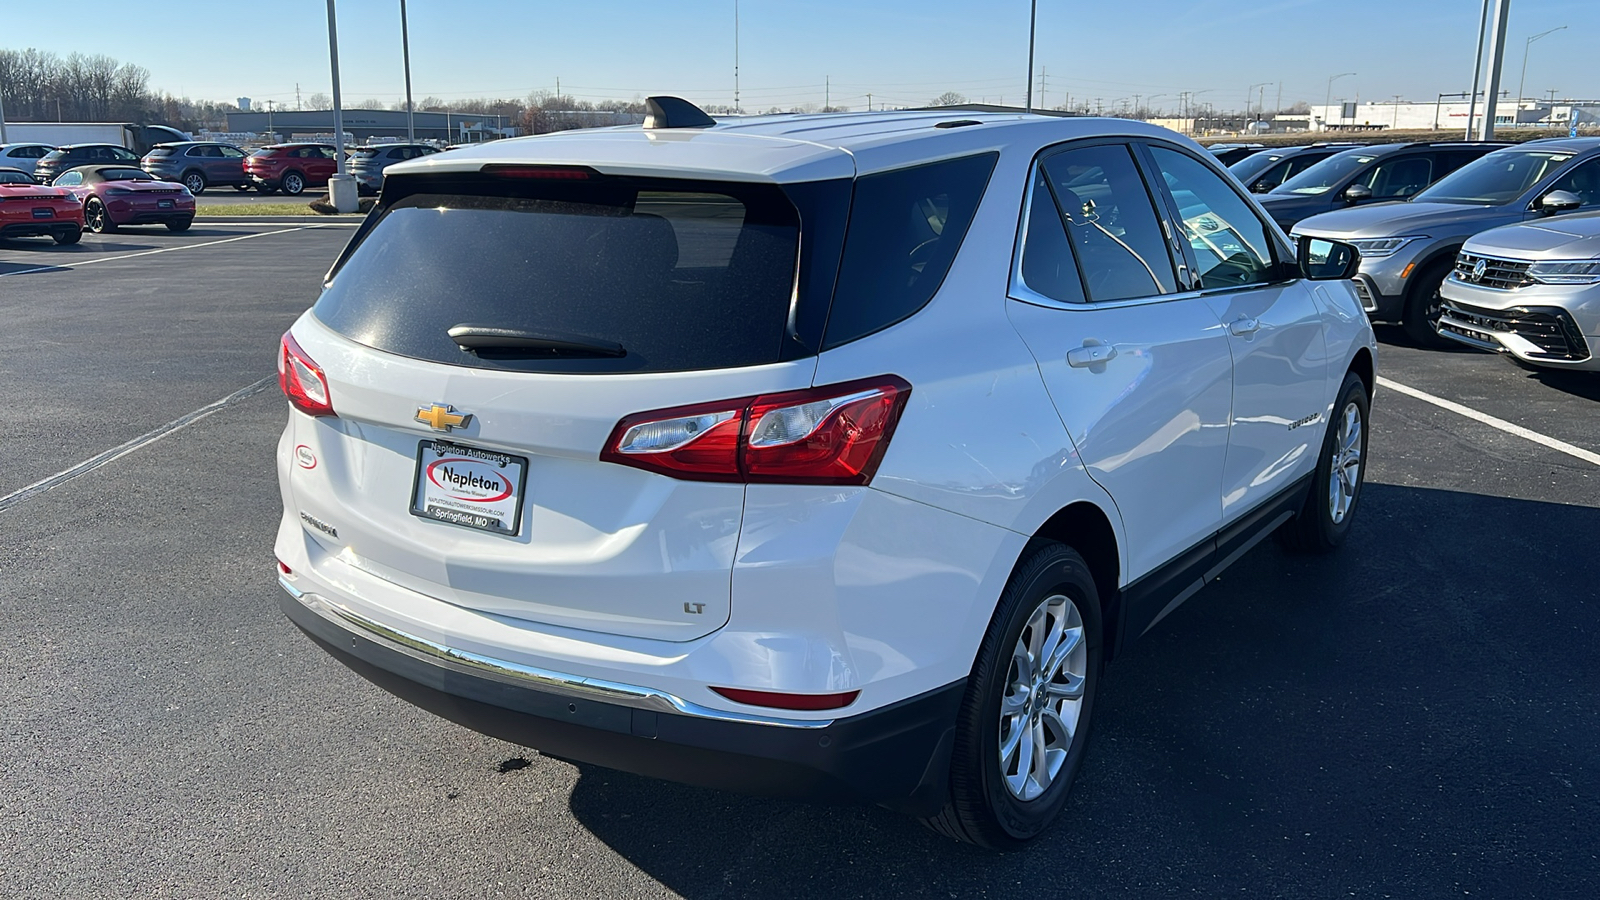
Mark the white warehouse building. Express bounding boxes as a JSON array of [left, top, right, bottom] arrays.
[[1310, 99, 1600, 133]]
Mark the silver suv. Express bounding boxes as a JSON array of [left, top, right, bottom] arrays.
[[1291, 138, 1600, 345], [1437, 213, 1600, 370]]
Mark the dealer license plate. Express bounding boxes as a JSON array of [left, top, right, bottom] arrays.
[[158, 199, 174, 209], [410, 439, 527, 535]]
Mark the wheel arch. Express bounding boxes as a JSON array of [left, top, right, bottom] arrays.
[[1348, 346, 1375, 399], [1028, 501, 1124, 661], [1403, 246, 1461, 303]]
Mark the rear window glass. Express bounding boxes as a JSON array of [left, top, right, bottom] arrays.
[[313, 175, 802, 374], [351, 148, 381, 158], [822, 153, 997, 349], [147, 147, 175, 157]]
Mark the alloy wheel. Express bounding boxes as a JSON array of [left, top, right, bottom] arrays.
[[1328, 400, 1363, 524], [998, 593, 1087, 801]]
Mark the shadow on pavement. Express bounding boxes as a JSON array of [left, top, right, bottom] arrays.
[[565, 483, 1599, 897], [1529, 367, 1600, 402]]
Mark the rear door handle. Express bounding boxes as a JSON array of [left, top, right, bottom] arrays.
[[1067, 343, 1118, 368], [1229, 317, 1260, 336]]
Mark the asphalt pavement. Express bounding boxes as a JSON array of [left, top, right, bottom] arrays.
[[1, 224, 1596, 898]]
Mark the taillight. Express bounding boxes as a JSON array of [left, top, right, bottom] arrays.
[[711, 687, 860, 711], [278, 332, 336, 417], [600, 376, 910, 485]]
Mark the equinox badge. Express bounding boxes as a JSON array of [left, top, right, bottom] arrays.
[[415, 403, 472, 433]]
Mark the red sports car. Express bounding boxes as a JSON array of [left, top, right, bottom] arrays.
[[53, 164, 195, 233], [0, 166, 83, 244]]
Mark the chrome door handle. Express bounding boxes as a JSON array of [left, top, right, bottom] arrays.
[[1067, 343, 1118, 368], [1229, 317, 1260, 336]]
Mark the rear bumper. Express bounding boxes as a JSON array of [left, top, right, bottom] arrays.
[[279, 577, 961, 814], [115, 210, 194, 226], [1, 220, 80, 238]]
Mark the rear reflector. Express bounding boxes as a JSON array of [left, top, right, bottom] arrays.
[[277, 560, 292, 575], [711, 687, 860, 711], [279, 332, 336, 417], [600, 376, 911, 485]]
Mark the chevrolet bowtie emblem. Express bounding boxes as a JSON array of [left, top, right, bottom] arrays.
[[415, 404, 472, 432]]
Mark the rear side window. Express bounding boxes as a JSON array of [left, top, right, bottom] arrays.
[[1360, 155, 1431, 199], [822, 153, 996, 349], [313, 174, 802, 374]]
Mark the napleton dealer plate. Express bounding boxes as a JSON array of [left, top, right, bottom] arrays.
[[409, 439, 528, 535]]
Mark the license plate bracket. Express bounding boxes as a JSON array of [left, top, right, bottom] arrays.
[[409, 439, 528, 536]]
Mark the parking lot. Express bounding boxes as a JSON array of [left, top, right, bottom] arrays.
[[1, 223, 1597, 898]]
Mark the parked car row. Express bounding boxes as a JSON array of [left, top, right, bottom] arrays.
[[0, 162, 195, 242], [1278, 138, 1600, 352]]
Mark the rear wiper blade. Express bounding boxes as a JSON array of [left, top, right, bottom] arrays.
[[447, 324, 626, 358]]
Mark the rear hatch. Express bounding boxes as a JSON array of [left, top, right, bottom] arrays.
[[286, 167, 844, 641]]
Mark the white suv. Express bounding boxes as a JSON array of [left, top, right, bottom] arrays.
[[275, 99, 1376, 847]]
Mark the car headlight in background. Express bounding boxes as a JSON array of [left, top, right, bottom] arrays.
[[1527, 260, 1600, 285], [1347, 235, 1428, 257]]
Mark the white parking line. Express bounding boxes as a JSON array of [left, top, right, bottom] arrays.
[[1378, 376, 1600, 467], [0, 225, 326, 278], [0, 377, 275, 514]]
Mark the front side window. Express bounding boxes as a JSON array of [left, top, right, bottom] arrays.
[[1359, 156, 1431, 199], [1040, 144, 1176, 302], [1546, 159, 1600, 207], [1149, 146, 1275, 290], [823, 153, 997, 347]]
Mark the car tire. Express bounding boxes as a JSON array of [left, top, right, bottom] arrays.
[[183, 171, 207, 194], [1401, 258, 1455, 348], [166, 219, 193, 233], [281, 171, 306, 195], [85, 199, 116, 234], [53, 228, 82, 245], [1279, 371, 1369, 553], [923, 541, 1102, 848]]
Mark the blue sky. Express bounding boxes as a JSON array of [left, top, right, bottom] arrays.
[[12, 0, 1599, 113]]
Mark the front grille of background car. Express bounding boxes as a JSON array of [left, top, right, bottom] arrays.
[[1439, 300, 1591, 361], [1453, 252, 1533, 290]]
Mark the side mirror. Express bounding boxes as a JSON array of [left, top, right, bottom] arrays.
[[1342, 183, 1374, 204], [1298, 236, 1361, 281], [1538, 190, 1582, 215]]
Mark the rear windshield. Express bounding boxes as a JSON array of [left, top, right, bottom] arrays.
[[313, 174, 803, 374], [0, 171, 33, 184], [350, 148, 381, 158], [1413, 149, 1576, 204], [101, 168, 153, 181], [250, 148, 279, 158], [146, 147, 175, 157]]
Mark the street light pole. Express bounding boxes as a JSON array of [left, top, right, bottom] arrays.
[[1478, 0, 1512, 141], [1324, 72, 1355, 131], [1026, 0, 1037, 112], [1517, 25, 1566, 126], [401, 0, 415, 142], [1, 78, 11, 143], [325, 0, 356, 211]]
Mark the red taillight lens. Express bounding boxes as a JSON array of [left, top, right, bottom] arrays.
[[600, 376, 910, 485], [277, 560, 293, 575], [711, 687, 860, 711], [278, 332, 336, 417]]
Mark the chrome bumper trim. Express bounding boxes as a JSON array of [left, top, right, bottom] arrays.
[[278, 576, 834, 730]]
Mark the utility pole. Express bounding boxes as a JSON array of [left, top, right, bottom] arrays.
[[733, 0, 740, 112], [866, 92, 872, 112], [296, 83, 302, 110], [1026, 0, 1037, 112], [401, 0, 415, 142], [1324, 72, 1355, 131], [1392, 95, 1402, 129], [1478, 0, 1511, 140], [0, 79, 8, 143], [265, 99, 275, 140], [1041, 67, 1049, 110]]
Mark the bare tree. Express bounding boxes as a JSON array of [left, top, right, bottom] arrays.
[[929, 91, 968, 107], [305, 92, 332, 110]]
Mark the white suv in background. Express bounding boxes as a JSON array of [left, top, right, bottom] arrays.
[[274, 99, 1376, 847]]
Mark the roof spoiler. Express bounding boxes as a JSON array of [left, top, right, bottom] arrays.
[[644, 96, 715, 130]]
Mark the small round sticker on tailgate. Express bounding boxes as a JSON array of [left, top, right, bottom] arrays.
[[294, 444, 317, 469]]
